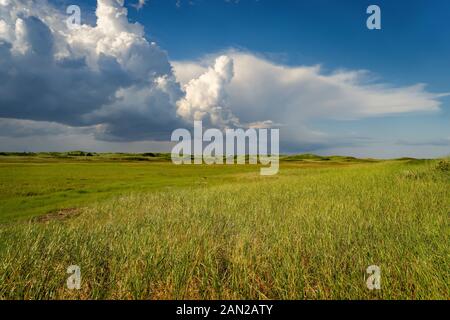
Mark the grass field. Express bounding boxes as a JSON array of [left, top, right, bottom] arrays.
[[0, 154, 448, 299]]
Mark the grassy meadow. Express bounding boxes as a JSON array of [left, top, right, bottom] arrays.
[[0, 153, 448, 299]]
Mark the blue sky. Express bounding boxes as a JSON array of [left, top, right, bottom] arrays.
[[1, 0, 449, 157], [125, 0, 450, 88], [54, 0, 450, 89]]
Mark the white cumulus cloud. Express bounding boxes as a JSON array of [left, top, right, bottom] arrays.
[[173, 51, 447, 150], [176, 55, 241, 128], [0, 0, 184, 141]]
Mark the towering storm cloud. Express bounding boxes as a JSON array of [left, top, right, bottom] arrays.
[[176, 55, 241, 128], [0, 0, 185, 141], [173, 51, 448, 151]]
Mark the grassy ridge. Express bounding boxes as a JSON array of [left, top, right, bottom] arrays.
[[0, 156, 255, 222], [0, 157, 448, 299], [0, 153, 371, 222]]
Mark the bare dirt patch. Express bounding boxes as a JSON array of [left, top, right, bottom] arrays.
[[32, 208, 82, 223]]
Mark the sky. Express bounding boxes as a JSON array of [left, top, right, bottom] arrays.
[[0, 0, 449, 158]]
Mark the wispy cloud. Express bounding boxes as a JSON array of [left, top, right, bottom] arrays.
[[396, 138, 450, 147], [131, 0, 146, 10]]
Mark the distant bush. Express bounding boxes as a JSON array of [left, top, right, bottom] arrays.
[[436, 160, 450, 172], [122, 157, 151, 161], [0, 152, 36, 156], [67, 151, 92, 156], [282, 154, 327, 161]]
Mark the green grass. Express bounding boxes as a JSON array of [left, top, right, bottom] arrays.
[[0, 154, 448, 299], [0, 155, 259, 222]]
